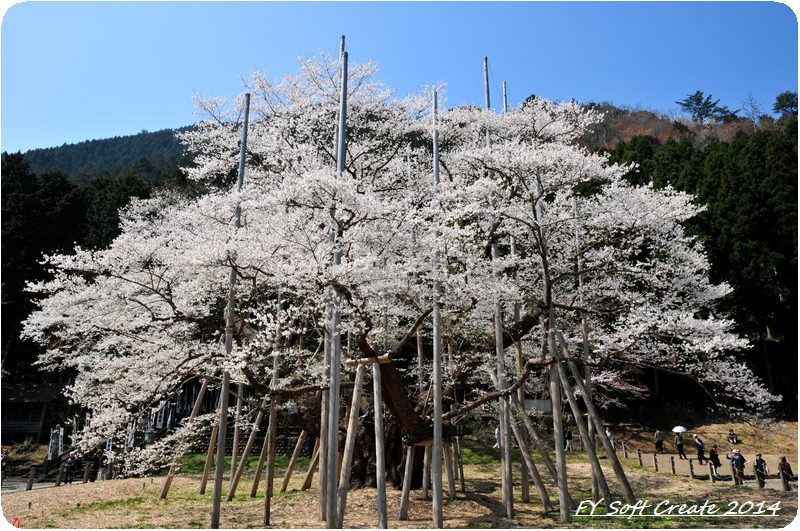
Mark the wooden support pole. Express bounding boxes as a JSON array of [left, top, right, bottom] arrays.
[[336, 364, 365, 528], [637, 448, 642, 466], [623, 442, 629, 459], [443, 440, 456, 499], [263, 381, 280, 524], [709, 462, 716, 483], [83, 462, 91, 483], [162, 379, 208, 499], [422, 446, 431, 500], [230, 383, 245, 474], [399, 446, 415, 520], [200, 421, 219, 494], [229, 396, 268, 499], [301, 439, 321, 490], [281, 430, 307, 492], [508, 416, 554, 512], [454, 437, 466, 493], [653, 454, 659, 472], [552, 363, 613, 508], [26, 466, 38, 490], [344, 354, 390, 368], [250, 418, 271, 497], [689, 459, 695, 479], [671, 456, 676, 474], [319, 338, 329, 520], [417, 331, 425, 396], [373, 363, 388, 529], [508, 394, 558, 484], [492, 244, 514, 519], [451, 439, 459, 481], [211, 371, 230, 529], [566, 357, 636, 504]]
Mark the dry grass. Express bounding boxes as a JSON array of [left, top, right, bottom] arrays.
[[3, 445, 797, 528]]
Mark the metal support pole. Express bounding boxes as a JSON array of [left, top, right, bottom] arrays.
[[325, 45, 349, 529], [431, 89, 444, 529], [373, 364, 388, 529]]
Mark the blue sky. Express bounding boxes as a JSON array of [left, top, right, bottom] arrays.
[[2, 2, 797, 153]]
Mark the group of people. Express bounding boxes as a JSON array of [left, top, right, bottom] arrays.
[[63, 448, 109, 484], [653, 428, 795, 488]]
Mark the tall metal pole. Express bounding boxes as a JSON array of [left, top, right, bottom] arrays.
[[212, 92, 250, 529], [486, 60, 513, 519], [320, 37, 344, 520], [326, 48, 348, 528], [431, 90, 444, 529], [483, 56, 491, 111], [505, 78, 530, 503]]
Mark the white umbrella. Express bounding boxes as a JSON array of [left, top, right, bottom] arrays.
[[672, 426, 687, 433]]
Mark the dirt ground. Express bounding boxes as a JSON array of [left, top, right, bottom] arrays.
[[610, 420, 798, 458], [2, 447, 797, 528]]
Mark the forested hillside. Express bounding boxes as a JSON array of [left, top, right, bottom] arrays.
[[603, 117, 797, 405], [2, 92, 797, 416], [21, 127, 190, 183]]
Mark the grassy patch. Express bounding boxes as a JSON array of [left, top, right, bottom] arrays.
[[175, 453, 310, 476]]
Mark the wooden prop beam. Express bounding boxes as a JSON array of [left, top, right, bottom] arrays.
[[336, 364, 366, 528], [454, 437, 466, 493], [443, 440, 457, 499], [508, 417, 554, 512], [565, 355, 636, 504], [422, 446, 431, 500], [281, 430, 308, 492], [228, 396, 268, 500], [399, 446, 415, 520], [250, 415, 271, 497], [508, 393, 558, 483], [200, 420, 219, 494], [301, 439, 321, 490], [161, 379, 208, 499], [554, 362, 613, 507]]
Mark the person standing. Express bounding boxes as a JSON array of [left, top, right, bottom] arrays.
[[779, 456, 794, 490], [605, 427, 615, 450], [693, 434, 705, 464], [654, 430, 665, 453], [64, 452, 77, 484], [754, 453, 768, 488], [564, 428, 573, 452], [709, 445, 722, 477], [727, 449, 747, 485], [674, 433, 687, 459]]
